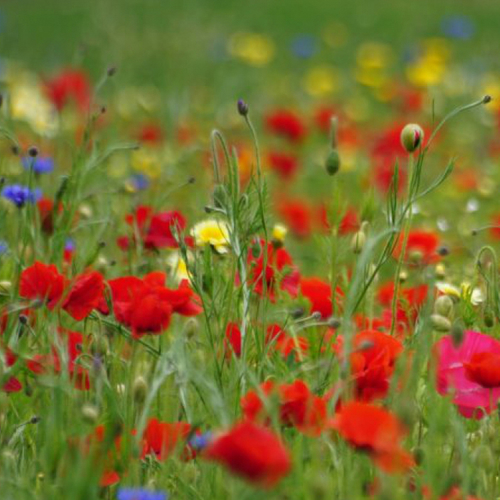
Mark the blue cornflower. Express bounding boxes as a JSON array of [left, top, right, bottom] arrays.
[[130, 173, 150, 191], [22, 156, 55, 174], [442, 16, 475, 40], [290, 35, 317, 59], [188, 431, 213, 451], [65, 238, 76, 252], [1, 185, 41, 208], [0, 241, 8, 255], [117, 488, 168, 500]]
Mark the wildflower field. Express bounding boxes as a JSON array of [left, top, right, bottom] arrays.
[[3, 1, 500, 499]]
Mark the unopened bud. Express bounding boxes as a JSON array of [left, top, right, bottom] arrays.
[[430, 314, 451, 332], [81, 404, 99, 424], [327, 317, 341, 329], [484, 308, 495, 328], [400, 123, 424, 153], [107, 66, 117, 77], [184, 318, 199, 339], [408, 249, 423, 265], [132, 376, 148, 404], [325, 149, 340, 176], [237, 99, 249, 117], [351, 230, 366, 254], [28, 146, 39, 158], [434, 295, 454, 319], [451, 321, 465, 347]]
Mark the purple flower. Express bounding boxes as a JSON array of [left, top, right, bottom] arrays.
[[129, 173, 150, 191], [442, 16, 475, 40], [1, 185, 41, 208], [188, 431, 213, 451], [22, 156, 55, 174], [290, 35, 317, 59], [117, 489, 168, 500], [0, 241, 7, 255]]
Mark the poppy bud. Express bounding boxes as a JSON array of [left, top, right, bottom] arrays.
[[81, 403, 99, 424], [430, 314, 451, 332], [400, 123, 424, 153], [351, 229, 366, 254], [133, 376, 148, 404], [184, 317, 199, 339], [484, 308, 495, 328], [325, 149, 340, 176], [107, 66, 117, 77], [434, 295, 454, 319], [28, 146, 39, 158], [451, 321, 465, 348], [408, 249, 423, 265], [0, 280, 12, 293], [398, 270, 408, 283], [327, 317, 341, 329]]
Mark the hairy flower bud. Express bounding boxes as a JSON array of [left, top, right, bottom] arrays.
[[351, 229, 366, 254], [400, 123, 424, 153], [325, 149, 340, 176], [434, 295, 454, 320], [430, 314, 451, 332], [133, 376, 148, 404]]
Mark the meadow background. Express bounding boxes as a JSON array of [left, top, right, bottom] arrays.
[[2, 1, 500, 500]]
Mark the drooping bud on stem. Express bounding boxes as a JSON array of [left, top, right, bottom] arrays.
[[237, 99, 249, 117]]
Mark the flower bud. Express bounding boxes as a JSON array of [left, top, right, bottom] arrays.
[[351, 229, 366, 254], [132, 376, 148, 404], [484, 308, 495, 328], [430, 314, 451, 332], [237, 99, 249, 117], [434, 295, 454, 319], [81, 403, 99, 424], [325, 149, 341, 176], [400, 123, 424, 153], [451, 321, 465, 348]]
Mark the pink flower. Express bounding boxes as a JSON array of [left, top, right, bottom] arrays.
[[435, 330, 500, 418]]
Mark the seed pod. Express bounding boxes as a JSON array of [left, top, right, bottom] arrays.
[[325, 149, 340, 176], [430, 314, 451, 332], [400, 123, 424, 153]]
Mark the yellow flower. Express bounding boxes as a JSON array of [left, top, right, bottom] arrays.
[[8, 74, 59, 137], [357, 42, 393, 70], [272, 224, 288, 243], [303, 65, 340, 97], [167, 251, 192, 282], [131, 148, 162, 179], [228, 32, 275, 66], [191, 219, 231, 254]]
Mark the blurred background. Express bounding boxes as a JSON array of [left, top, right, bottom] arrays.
[[3, 0, 500, 119]]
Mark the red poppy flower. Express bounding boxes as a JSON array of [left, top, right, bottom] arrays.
[[224, 322, 242, 358], [393, 229, 440, 265], [265, 324, 309, 360], [20, 261, 66, 309], [27, 329, 90, 390], [204, 420, 291, 488], [45, 68, 91, 112], [265, 110, 306, 143], [136, 122, 164, 145], [63, 271, 104, 321], [247, 239, 300, 301], [141, 418, 192, 460], [300, 277, 343, 319], [267, 152, 299, 179], [463, 352, 500, 389], [335, 330, 403, 401], [2, 350, 22, 393], [105, 272, 201, 338], [118, 205, 188, 250], [489, 215, 500, 240], [276, 199, 313, 238], [317, 205, 360, 235], [242, 380, 327, 436], [331, 401, 414, 473]]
